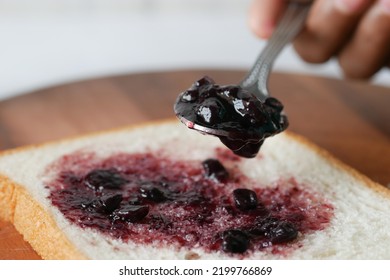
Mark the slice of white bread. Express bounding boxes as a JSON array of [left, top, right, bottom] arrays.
[[0, 120, 389, 259]]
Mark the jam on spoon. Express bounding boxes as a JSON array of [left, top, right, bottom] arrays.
[[174, 76, 288, 158], [173, 2, 311, 158]]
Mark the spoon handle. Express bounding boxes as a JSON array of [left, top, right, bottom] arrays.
[[240, 2, 311, 100]]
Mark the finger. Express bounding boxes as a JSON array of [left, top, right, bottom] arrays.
[[249, 0, 287, 39], [293, 0, 374, 63], [339, 1, 390, 78]]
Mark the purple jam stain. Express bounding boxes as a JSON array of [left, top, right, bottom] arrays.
[[202, 159, 229, 182], [174, 76, 288, 158], [45, 151, 334, 256]]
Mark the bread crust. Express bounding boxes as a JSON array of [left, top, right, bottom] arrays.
[[0, 119, 388, 259], [0, 175, 87, 259]]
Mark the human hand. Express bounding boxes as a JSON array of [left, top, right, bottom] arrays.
[[249, 0, 390, 79]]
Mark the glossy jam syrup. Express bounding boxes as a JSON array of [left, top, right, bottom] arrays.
[[174, 76, 288, 158], [45, 150, 333, 256]]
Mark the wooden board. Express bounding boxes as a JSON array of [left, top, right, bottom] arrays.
[[0, 70, 389, 259]]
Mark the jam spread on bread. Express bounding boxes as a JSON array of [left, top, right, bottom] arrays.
[[174, 76, 288, 158], [46, 150, 333, 256]]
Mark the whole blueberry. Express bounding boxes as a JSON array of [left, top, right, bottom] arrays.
[[221, 229, 250, 254], [233, 188, 258, 211]]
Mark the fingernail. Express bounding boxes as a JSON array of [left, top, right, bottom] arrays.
[[251, 18, 275, 39], [261, 20, 275, 38], [335, 0, 366, 14], [379, 0, 390, 15], [249, 14, 274, 39]]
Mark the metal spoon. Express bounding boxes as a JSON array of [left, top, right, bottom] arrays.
[[176, 1, 311, 138]]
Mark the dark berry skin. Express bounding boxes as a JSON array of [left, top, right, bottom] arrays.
[[81, 194, 123, 214], [84, 169, 127, 191], [253, 216, 280, 235], [251, 216, 298, 244], [202, 159, 229, 182], [112, 205, 149, 223], [265, 97, 284, 112], [174, 76, 288, 158], [221, 229, 250, 254], [268, 221, 298, 244], [181, 89, 199, 102], [95, 194, 123, 213], [233, 189, 259, 211], [220, 137, 263, 159], [195, 76, 215, 87], [196, 100, 222, 124], [140, 182, 168, 203]]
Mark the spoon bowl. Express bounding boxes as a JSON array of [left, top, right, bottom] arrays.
[[174, 1, 311, 157]]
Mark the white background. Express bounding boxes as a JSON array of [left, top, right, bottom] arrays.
[[1, 0, 389, 101], [0, 260, 388, 279]]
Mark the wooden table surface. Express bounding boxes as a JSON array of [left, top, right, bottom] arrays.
[[0, 70, 389, 259]]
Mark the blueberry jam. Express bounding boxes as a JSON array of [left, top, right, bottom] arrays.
[[174, 76, 288, 158], [45, 151, 333, 256]]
